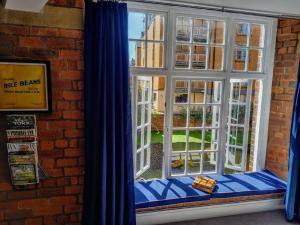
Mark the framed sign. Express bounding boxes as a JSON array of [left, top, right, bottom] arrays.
[[0, 59, 51, 112]]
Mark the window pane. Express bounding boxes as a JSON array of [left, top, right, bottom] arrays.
[[229, 126, 244, 146], [190, 106, 204, 128], [176, 17, 192, 42], [248, 49, 263, 72], [138, 80, 143, 102], [145, 104, 149, 124], [172, 130, 186, 151], [188, 153, 201, 174], [144, 148, 149, 168], [175, 44, 190, 68], [137, 128, 142, 149], [203, 152, 217, 173], [193, 19, 209, 43], [190, 80, 205, 103], [136, 151, 141, 172], [205, 106, 220, 127], [210, 21, 225, 44], [147, 14, 165, 41], [188, 130, 202, 150], [231, 81, 248, 103], [171, 154, 186, 175], [231, 105, 246, 124], [174, 80, 189, 103], [173, 105, 187, 128], [250, 24, 264, 48], [233, 48, 247, 71], [206, 81, 222, 104], [129, 41, 145, 67], [137, 105, 142, 126], [147, 42, 164, 68], [192, 46, 207, 69], [129, 12, 145, 39], [144, 128, 149, 145], [208, 47, 223, 70], [234, 23, 249, 46], [204, 129, 218, 151]]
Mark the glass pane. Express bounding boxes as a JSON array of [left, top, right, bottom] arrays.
[[193, 19, 209, 43], [137, 129, 142, 149], [210, 21, 225, 44], [129, 41, 145, 67], [147, 42, 164, 68], [144, 128, 149, 145], [205, 106, 220, 127], [147, 14, 165, 41], [173, 105, 187, 128], [189, 106, 204, 128], [229, 126, 244, 146], [174, 80, 189, 103], [234, 23, 249, 46], [171, 154, 186, 175], [175, 44, 190, 68], [227, 147, 243, 167], [128, 12, 145, 39], [208, 47, 223, 70], [137, 105, 142, 126], [250, 24, 264, 48], [206, 81, 222, 104], [188, 130, 202, 150], [187, 153, 201, 174], [203, 152, 217, 173], [144, 80, 150, 101], [190, 80, 205, 104], [176, 17, 192, 42], [144, 148, 148, 167], [248, 49, 263, 72], [230, 104, 246, 124], [231, 82, 248, 103], [145, 104, 149, 124], [138, 80, 143, 102], [172, 130, 186, 152], [192, 46, 207, 69], [233, 48, 247, 71], [204, 129, 218, 151], [136, 151, 141, 172]]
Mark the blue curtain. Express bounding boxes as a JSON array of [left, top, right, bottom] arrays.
[[82, 1, 136, 225], [286, 61, 300, 222]]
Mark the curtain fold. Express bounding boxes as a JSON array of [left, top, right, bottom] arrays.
[[82, 1, 136, 225], [286, 61, 300, 222]]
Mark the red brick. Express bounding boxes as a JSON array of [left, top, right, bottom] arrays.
[[57, 29, 83, 39], [56, 100, 70, 110], [25, 218, 43, 225], [30, 27, 57, 36], [57, 158, 78, 167], [19, 37, 46, 48], [64, 167, 84, 176], [48, 121, 77, 129], [46, 37, 76, 49], [63, 111, 82, 119], [40, 140, 54, 150], [7, 190, 36, 200], [63, 91, 82, 100], [65, 129, 83, 138], [64, 205, 82, 213], [49, 196, 77, 205], [59, 50, 82, 60], [0, 24, 27, 35], [64, 149, 82, 157], [4, 209, 33, 220], [64, 185, 83, 195], [60, 71, 82, 80], [55, 139, 69, 148]]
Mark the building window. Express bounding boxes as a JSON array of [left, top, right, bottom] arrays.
[[128, 7, 276, 179], [128, 12, 166, 68]]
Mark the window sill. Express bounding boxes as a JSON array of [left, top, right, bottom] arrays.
[[135, 170, 286, 212]]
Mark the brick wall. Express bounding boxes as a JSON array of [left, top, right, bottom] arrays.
[[0, 1, 84, 225], [266, 19, 300, 180]]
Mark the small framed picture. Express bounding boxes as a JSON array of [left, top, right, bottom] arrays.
[[0, 59, 52, 112]]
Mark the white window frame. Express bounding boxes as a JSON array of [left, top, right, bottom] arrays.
[[128, 2, 277, 179]]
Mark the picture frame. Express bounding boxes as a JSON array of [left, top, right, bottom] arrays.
[[0, 59, 52, 112]]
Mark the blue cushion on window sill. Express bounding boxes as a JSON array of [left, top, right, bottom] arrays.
[[134, 170, 286, 209]]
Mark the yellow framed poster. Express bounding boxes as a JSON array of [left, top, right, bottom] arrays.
[[0, 59, 51, 112]]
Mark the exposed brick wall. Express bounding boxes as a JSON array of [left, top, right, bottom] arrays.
[[0, 1, 84, 224], [266, 19, 300, 180]]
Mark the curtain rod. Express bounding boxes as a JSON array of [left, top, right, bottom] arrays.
[[124, 0, 300, 20]]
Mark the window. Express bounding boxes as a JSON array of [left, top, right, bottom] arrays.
[[175, 17, 225, 70], [128, 12, 166, 68], [128, 6, 276, 179]]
